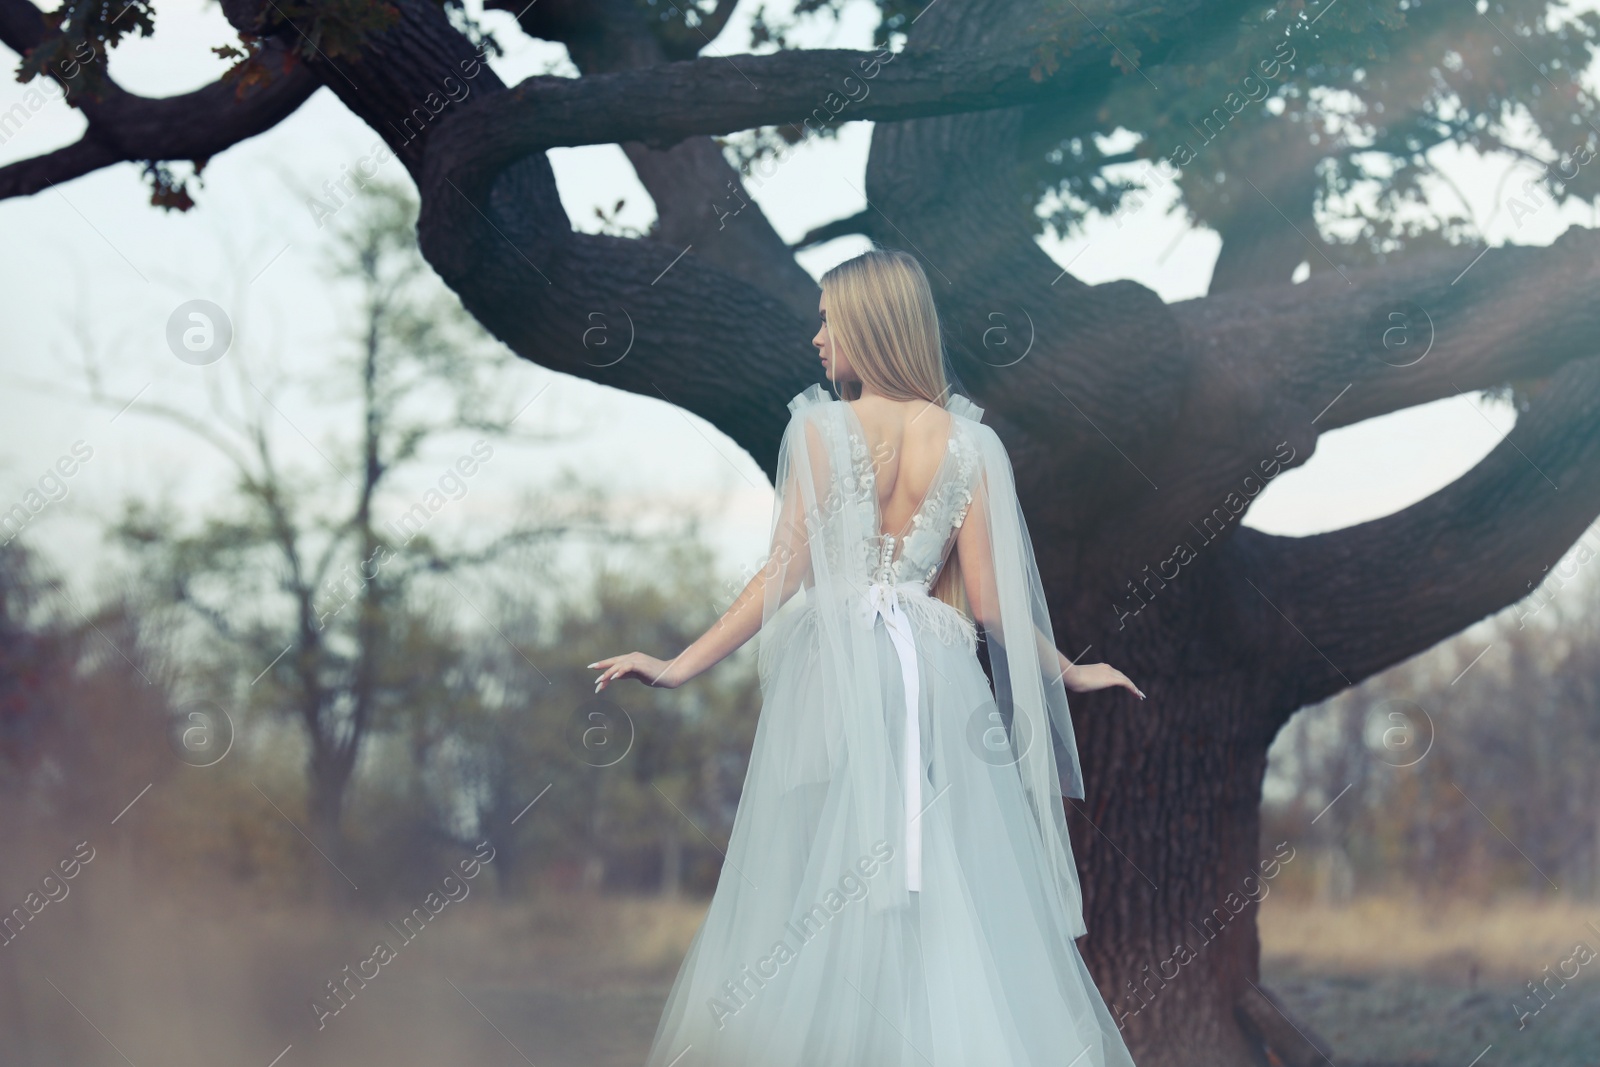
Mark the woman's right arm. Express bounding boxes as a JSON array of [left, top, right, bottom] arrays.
[[642, 504, 811, 689], [593, 417, 820, 692]]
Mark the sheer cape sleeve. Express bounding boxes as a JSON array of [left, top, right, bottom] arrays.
[[953, 400, 1086, 803], [953, 397, 1088, 934]]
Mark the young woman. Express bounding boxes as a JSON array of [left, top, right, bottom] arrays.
[[590, 248, 1143, 1066]]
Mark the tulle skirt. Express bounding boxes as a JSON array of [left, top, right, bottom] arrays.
[[642, 593, 1138, 1067]]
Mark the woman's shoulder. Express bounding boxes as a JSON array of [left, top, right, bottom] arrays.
[[782, 385, 993, 471], [780, 386, 845, 462], [786, 384, 988, 425], [787, 383, 837, 416], [944, 392, 986, 425], [783, 386, 844, 450]]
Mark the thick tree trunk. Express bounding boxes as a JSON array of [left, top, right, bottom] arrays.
[[0, 943, 31, 1065], [1072, 676, 1276, 1065]]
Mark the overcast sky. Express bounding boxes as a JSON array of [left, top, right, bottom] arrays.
[[3, 0, 1596, 600]]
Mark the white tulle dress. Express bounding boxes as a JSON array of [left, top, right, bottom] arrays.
[[642, 384, 1136, 1067]]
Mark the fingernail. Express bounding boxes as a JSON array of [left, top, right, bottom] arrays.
[[586, 662, 598, 669]]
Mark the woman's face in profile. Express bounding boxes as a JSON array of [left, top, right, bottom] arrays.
[[814, 290, 856, 384]]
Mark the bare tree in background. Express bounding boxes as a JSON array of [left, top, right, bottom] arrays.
[[103, 183, 600, 881], [1265, 554, 1600, 903]]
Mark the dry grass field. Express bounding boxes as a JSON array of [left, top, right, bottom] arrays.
[[6, 859, 1598, 1067], [1259, 893, 1600, 1067]]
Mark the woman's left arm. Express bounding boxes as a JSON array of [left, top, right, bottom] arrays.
[[1057, 648, 1146, 700]]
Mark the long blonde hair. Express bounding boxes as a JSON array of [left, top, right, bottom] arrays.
[[819, 248, 970, 617]]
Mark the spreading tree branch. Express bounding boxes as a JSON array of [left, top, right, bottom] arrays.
[[0, 24, 318, 200], [1243, 353, 1600, 713]]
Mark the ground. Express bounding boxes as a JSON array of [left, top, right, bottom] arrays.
[[1259, 895, 1600, 1067], [6, 862, 1598, 1066]]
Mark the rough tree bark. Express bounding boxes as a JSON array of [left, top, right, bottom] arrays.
[[6, 0, 1600, 1060]]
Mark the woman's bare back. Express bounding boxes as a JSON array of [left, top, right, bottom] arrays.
[[845, 397, 954, 538]]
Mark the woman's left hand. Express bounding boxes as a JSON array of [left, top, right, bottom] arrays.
[[588, 652, 682, 692], [1063, 662, 1145, 700]]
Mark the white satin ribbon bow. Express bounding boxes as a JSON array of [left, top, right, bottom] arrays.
[[862, 579, 929, 893]]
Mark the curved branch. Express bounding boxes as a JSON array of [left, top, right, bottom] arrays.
[[617, 136, 822, 325], [1244, 353, 1600, 711], [1174, 225, 1600, 432], [0, 36, 319, 199], [432, 40, 1106, 187], [425, 0, 1269, 241], [0, 137, 120, 198], [0, 0, 45, 53], [529, 9, 823, 327], [1047, 224, 1600, 585], [792, 208, 873, 249]]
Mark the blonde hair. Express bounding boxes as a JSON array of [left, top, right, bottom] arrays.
[[819, 248, 969, 618]]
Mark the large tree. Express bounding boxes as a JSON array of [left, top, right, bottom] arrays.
[[7, 0, 1600, 1060]]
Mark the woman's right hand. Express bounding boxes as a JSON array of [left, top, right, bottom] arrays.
[[588, 652, 683, 693]]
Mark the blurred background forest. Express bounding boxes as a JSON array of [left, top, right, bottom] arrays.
[[0, 184, 777, 1065], [3, 187, 1600, 1065]]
